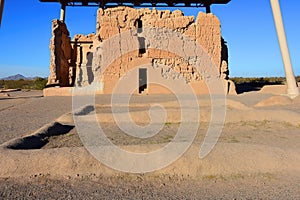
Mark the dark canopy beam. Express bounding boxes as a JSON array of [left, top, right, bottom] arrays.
[[39, 0, 230, 8], [40, 0, 230, 22]]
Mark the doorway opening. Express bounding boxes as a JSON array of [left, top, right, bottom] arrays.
[[138, 37, 146, 56], [139, 68, 147, 94], [135, 19, 143, 33], [135, 19, 146, 56]]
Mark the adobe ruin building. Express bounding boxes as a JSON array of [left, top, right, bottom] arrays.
[[45, 6, 236, 95]]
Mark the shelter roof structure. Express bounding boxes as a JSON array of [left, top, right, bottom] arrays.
[[40, 0, 231, 21], [39, 0, 230, 8]]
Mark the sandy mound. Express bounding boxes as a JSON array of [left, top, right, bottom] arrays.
[[226, 99, 251, 110], [293, 95, 300, 103], [226, 109, 300, 126], [1, 103, 300, 178], [255, 95, 292, 107], [1, 93, 300, 180], [0, 142, 299, 178], [259, 85, 287, 95]]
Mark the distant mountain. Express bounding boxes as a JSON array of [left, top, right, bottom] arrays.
[[0, 74, 38, 80]]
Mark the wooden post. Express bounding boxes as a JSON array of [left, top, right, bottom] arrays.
[[270, 0, 299, 98]]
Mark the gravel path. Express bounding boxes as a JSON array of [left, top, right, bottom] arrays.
[[0, 92, 181, 145], [0, 174, 300, 199], [0, 91, 72, 144]]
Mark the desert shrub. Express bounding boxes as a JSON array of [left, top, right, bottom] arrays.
[[231, 76, 299, 86], [230, 77, 285, 86], [3, 79, 33, 89], [0, 80, 4, 89], [34, 77, 47, 90], [230, 76, 300, 94], [1, 78, 47, 90]]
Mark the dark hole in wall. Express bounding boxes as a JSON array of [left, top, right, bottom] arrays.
[[138, 37, 146, 56], [139, 68, 147, 93], [135, 19, 143, 33], [135, 19, 146, 56], [86, 52, 94, 84]]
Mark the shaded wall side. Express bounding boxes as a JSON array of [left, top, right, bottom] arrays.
[[47, 19, 72, 87]]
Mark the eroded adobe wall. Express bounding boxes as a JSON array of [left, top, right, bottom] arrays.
[[47, 6, 234, 94], [93, 6, 230, 93], [96, 7, 222, 67], [47, 19, 72, 87]]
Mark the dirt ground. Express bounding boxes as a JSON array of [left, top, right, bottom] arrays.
[[0, 89, 300, 199], [1, 174, 300, 199], [0, 91, 72, 144]]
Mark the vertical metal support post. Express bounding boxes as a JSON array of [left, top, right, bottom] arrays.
[[60, 2, 66, 22], [270, 0, 299, 98], [0, 0, 4, 26], [205, 5, 211, 13]]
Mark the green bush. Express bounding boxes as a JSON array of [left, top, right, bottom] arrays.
[[1, 78, 47, 90], [34, 77, 47, 90], [0, 80, 4, 89], [230, 77, 285, 86], [231, 76, 299, 86]]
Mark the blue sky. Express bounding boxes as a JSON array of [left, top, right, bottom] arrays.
[[0, 0, 299, 78]]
